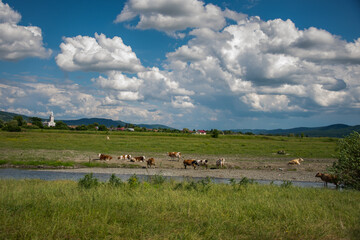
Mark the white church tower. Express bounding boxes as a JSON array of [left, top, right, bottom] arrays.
[[46, 111, 56, 127]]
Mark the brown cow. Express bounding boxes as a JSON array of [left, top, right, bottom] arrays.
[[315, 172, 339, 187], [147, 158, 155, 168], [99, 153, 112, 161], [168, 152, 181, 161], [183, 159, 199, 169], [131, 156, 146, 162], [288, 158, 304, 165]]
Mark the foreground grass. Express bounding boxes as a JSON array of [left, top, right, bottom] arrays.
[[0, 178, 359, 239], [0, 131, 338, 168]]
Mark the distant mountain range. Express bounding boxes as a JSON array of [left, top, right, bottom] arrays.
[[0, 110, 358, 137], [0, 111, 175, 130], [230, 124, 360, 138]]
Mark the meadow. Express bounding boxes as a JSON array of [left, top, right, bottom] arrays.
[[0, 176, 359, 240], [0, 130, 338, 168]]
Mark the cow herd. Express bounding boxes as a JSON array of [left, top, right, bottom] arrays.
[[98, 152, 338, 187], [97, 152, 226, 170]]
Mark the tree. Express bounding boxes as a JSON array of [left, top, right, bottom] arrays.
[[98, 124, 108, 131], [54, 121, 69, 130], [211, 129, 219, 138], [30, 117, 43, 128], [330, 131, 360, 190], [182, 128, 190, 133], [3, 120, 21, 132], [13, 115, 26, 126]]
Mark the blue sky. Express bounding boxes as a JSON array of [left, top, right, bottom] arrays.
[[0, 0, 359, 130]]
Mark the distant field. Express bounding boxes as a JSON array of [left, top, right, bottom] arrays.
[[0, 130, 338, 167], [0, 178, 359, 239]]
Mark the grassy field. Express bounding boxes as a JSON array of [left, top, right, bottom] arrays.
[[0, 177, 359, 239], [0, 130, 338, 167]]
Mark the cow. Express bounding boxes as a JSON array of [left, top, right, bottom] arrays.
[[168, 152, 181, 161], [216, 158, 225, 168], [147, 158, 156, 168], [118, 154, 132, 160], [196, 159, 208, 169], [131, 156, 146, 162], [315, 172, 339, 187], [288, 158, 304, 165], [183, 159, 199, 169], [99, 153, 112, 161]]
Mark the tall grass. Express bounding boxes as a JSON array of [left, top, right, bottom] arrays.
[[0, 178, 359, 239]]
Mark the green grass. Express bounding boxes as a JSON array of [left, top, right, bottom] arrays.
[[0, 178, 359, 239], [0, 130, 338, 156]]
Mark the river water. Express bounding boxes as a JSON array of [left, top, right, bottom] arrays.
[[0, 168, 337, 189]]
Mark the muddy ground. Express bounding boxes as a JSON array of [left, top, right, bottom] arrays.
[[45, 152, 337, 183]]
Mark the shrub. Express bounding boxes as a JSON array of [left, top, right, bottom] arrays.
[[281, 180, 293, 188], [3, 120, 21, 132], [78, 173, 99, 189], [211, 129, 219, 138], [149, 174, 166, 185], [127, 174, 140, 187], [331, 131, 360, 190], [108, 174, 123, 187]]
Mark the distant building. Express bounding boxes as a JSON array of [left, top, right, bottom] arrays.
[[43, 112, 56, 127], [195, 130, 207, 135]]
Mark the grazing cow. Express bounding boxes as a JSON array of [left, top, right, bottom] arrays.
[[147, 158, 156, 168], [277, 150, 286, 155], [196, 159, 208, 169], [168, 152, 181, 161], [183, 159, 199, 169], [216, 158, 225, 168], [118, 154, 132, 160], [131, 156, 146, 162], [99, 153, 112, 161], [316, 172, 339, 187], [288, 158, 304, 165]]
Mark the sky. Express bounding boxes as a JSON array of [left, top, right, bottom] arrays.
[[0, 0, 359, 130]]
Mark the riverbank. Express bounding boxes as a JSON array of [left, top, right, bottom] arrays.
[[39, 163, 326, 183]]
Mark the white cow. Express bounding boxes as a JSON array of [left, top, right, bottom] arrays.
[[216, 158, 225, 168]]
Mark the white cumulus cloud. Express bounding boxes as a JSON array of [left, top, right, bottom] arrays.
[[114, 0, 246, 36], [0, 0, 52, 61], [56, 33, 144, 73]]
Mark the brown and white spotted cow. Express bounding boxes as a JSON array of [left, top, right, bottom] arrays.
[[131, 156, 146, 162], [168, 152, 181, 161], [183, 159, 199, 169], [99, 153, 112, 161], [118, 154, 132, 160]]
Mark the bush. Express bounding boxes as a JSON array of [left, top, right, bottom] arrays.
[[108, 174, 123, 187], [149, 174, 166, 185], [331, 131, 360, 190], [3, 120, 21, 132], [211, 129, 219, 138], [127, 174, 140, 187], [78, 173, 99, 189]]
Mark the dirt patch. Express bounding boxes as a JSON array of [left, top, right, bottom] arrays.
[[41, 151, 337, 183]]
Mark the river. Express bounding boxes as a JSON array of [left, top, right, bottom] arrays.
[[0, 168, 337, 189]]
